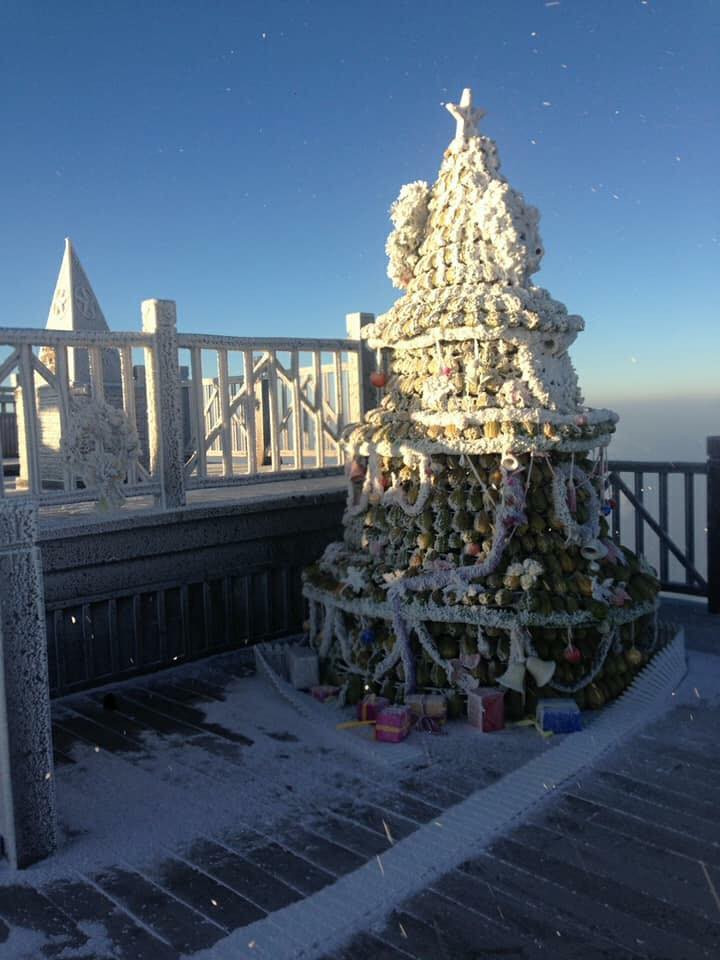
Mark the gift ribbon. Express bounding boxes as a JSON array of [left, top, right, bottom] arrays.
[[375, 723, 410, 735]]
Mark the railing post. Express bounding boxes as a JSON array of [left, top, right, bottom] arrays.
[[346, 312, 376, 418], [707, 436, 720, 614], [0, 501, 57, 868], [141, 299, 186, 509]]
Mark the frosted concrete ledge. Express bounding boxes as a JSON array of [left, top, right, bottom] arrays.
[[187, 630, 687, 960]]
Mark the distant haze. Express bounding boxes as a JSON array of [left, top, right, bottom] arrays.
[[586, 393, 718, 462]]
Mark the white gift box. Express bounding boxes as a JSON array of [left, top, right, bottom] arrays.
[[286, 645, 319, 690]]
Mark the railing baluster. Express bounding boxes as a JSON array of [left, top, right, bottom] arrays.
[[611, 473, 621, 542], [217, 349, 233, 478], [267, 351, 281, 471], [658, 469, 669, 583], [634, 471, 644, 557], [88, 346, 104, 401], [291, 350, 303, 471], [18, 343, 41, 495], [189, 347, 207, 481], [685, 471, 695, 585], [0, 414, 5, 498], [313, 349, 325, 468], [334, 350, 344, 462], [54, 345, 75, 492], [242, 350, 257, 476]]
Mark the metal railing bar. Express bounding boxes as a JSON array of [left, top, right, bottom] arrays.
[[609, 459, 706, 474], [184, 465, 344, 490], [0, 329, 154, 348], [658, 470, 669, 583], [612, 472, 707, 589], [634, 471, 644, 557], [177, 333, 359, 352], [685, 471, 695, 584]]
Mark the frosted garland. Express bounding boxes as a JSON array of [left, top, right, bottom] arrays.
[[383, 453, 432, 516], [391, 593, 417, 693], [372, 637, 402, 683], [350, 431, 616, 459], [413, 620, 453, 675], [408, 407, 617, 428], [319, 604, 336, 658], [551, 462, 601, 545], [309, 600, 318, 642], [526, 627, 617, 694], [303, 581, 656, 630]]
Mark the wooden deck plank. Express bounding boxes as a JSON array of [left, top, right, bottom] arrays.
[[42, 877, 180, 960], [182, 838, 302, 913], [153, 855, 266, 931], [92, 866, 224, 953]]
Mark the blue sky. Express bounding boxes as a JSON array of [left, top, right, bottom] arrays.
[[1, 0, 718, 400]]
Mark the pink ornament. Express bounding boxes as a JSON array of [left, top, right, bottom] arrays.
[[441, 366, 453, 378], [370, 371, 388, 388], [563, 645, 582, 664], [575, 414, 589, 427], [465, 542, 482, 556]]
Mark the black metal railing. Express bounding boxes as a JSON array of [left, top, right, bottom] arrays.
[[608, 436, 720, 613]]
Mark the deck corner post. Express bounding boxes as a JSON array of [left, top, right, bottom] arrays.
[[707, 436, 720, 614], [0, 500, 57, 868], [141, 299, 186, 509], [345, 312, 376, 418]]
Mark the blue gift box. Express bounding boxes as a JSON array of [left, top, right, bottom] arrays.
[[536, 698, 582, 734]]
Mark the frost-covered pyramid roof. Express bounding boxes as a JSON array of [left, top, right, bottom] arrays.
[[46, 238, 120, 385], [47, 238, 109, 334]]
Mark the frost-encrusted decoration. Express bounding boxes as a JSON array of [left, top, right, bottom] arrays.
[[62, 397, 139, 511], [303, 88, 659, 715], [386, 181, 431, 289]]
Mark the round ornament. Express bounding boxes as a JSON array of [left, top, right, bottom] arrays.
[[370, 371, 388, 388]]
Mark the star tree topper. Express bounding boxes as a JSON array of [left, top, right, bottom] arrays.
[[445, 87, 485, 141]]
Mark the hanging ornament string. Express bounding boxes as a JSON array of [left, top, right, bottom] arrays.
[[526, 627, 617, 693]]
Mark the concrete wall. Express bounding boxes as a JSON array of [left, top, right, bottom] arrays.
[[39, 486, 345, 697]]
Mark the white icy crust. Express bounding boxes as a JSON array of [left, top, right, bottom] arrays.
[[365, 287, 583, 349], [386, 181, 432, 288]]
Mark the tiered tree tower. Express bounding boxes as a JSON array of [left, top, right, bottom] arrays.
[[303, 89, 659, 718]]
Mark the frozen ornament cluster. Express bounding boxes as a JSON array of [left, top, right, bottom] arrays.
[[303, 89, 659, 719]]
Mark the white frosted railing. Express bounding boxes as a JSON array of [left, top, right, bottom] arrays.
[[0, 306, 375, 509]]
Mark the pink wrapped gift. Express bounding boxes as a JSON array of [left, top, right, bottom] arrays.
[[467, 687, 505, 732], [374, 705, 412, 743], [357, 694, 390, 722], [311, 685, 340, 702]]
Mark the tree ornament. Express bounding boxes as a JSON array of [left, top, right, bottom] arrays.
[[370, 371, 388, 388]]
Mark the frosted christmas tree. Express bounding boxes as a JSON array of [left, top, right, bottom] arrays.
[[303, 89, 659, 718]]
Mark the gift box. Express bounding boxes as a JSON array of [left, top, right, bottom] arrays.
[[536, 698, 582, 734], [374, 705, 412, 743], [311, 685, 340, 702], [357, 694, 390, 722], [405, 693, 447, 725], [286, 645, 319, 690], [467, 687, 505, 732]]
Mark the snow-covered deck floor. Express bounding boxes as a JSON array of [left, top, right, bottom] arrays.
[[0, 597, 716, 960], [0, 643, 558, 959]]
